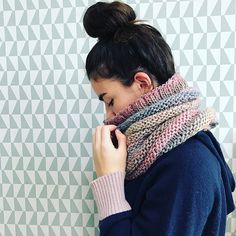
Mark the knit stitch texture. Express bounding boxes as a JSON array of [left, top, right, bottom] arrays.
[[104, 73, 218, 180]]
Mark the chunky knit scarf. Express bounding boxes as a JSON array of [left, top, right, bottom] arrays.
[[104, 73, 218, 180]]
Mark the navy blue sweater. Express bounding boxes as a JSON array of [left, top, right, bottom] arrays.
[[99, 131, 235, 235]]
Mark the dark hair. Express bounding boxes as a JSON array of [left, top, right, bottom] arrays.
[[83, 1, 175, 86]]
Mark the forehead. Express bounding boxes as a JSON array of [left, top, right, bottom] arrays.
[[91, 78, 121, 92]]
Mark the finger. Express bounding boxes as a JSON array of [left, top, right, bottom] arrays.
[[115, 129, 127, 151], [94, 126, 102, 147], [101, 125, 115, 145]]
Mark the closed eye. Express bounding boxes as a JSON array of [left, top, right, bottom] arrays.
[[108, 99, 114, 107]]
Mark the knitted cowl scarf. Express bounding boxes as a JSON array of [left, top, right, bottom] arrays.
[[104, 73, 218, 180]]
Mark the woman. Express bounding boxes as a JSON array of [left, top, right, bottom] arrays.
[[83, 1, 235, 235]]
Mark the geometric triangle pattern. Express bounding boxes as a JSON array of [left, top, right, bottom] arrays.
[[0, 0, 235, 235]]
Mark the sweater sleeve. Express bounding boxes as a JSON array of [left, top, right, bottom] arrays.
[[91, 141, 229, 236], [90, 171, 131, 220]]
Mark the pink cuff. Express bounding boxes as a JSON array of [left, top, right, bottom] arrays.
[[90, 171, 132, 220]]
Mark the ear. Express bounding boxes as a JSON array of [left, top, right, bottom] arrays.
[[133, 72, 155, 94]]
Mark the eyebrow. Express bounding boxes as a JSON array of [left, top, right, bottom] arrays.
[[98, 93, 107, 101]]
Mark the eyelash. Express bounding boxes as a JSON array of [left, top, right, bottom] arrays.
[[108, 99, 114, 107]]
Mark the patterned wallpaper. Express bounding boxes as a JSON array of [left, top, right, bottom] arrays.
[[0, 0, 235, 235]]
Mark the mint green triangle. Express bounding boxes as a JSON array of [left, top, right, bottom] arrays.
[[55, 9, 63, 23], [57, 144, 66, 157], [28, 185, 36, 197], [40, 213, 48, 225], [71, 130, 80, 142], [36, 130, 45, 142], [39, 0, 47, 9], [5, 225, 13, 236], [86, 215, 95, 227], [26, 158, 35, 170], [72, 159, 81, 171], [49, 227, 57, 236], [69, 70, 78, 84], [8, 12, 16, 26], [44, 115, 53, 128], [0, 42, 6, 56], [69, 172, 79, 185], [54, 85, 64, 98], [17, 185, 25, 197], [13, 170, 22, 184], [60, 227, 67, 236], [56, 115, 65, 128], [3, 198, 12, 210], [52, 213, 60, 225], [46, 172, 55, 184], [66, 85, 76, 98], [27, 0, 36, 9], [59, 200, 67, 212], [34, 71, 42, 85], [73, 187, 82, 199], [36, 199, 45, 211], [11, 71, 19, 85], [9, 42, 17, 56], [15, 0, 24, 10], [6, 185, 14, 197], [40, 25, 49, 39], [68, 143, 78, 156], [31, 87, 40, 99], [52, 25, 61, 39], [80, 115, 89, 128], [70, 100, 80, 113], [50, 186, 59, 198], [82, 199, 91, 213], [29, 212, 37, 225], [19, 11, 27, 25], [45, 144, 54, 156], [65, 55, 74, 69], [17, 26, 26, 40], [35, 172, 44, 184], [43, 10, 51, 23], [35, 101, 43, 114], [21, 116, 30, 128], [12, 143, 20, 156], [30, 56, 39, 70], [79, 85, 89, 98], [48, 129, 56, 142], [25, 130, 33, 144], [60, 130, 68, 142], [14, 130, 22, 142], [43, 86, 53, 99], [24, 171, 33, 184], [68, 115, 76, 128], [63, 214, 71, 226], [68, 39, 77, 53], [58, 172, 67, 185], [21, 100, 32, 114], [38, 157, 46, 170], [49, 198, 57, 211], [64, 24, 74, 39], [3, 1, 11, 10], [14, 198, 23, 210], [70, 200, 79, 213], [210, 34, 220, 48], [41, 56, 50, 69], [0, 71, 7, 85], [81, 172, 90, 185], [4, 158, 12, 170], [33, 115, 41, 128], [39, 186, 47, 198], [26, 226, 35, 236], [31, 10, 39, 25], [80, 143, 89, 157], [56, 40, 65, 54], [2, 101, 9, 114], [49, 158, 58, 171], [28, 26, 37, 40], [84, 129, 92, 142], [34, 144, 43, 157], [18, 212, 26, 224], [85, 188, 94, 200], [58, 101, 67, 114], [62, 186, 70, 198], [7, 57, 15, 70], [0, 143, 8, 155], [12, 101, 20, 114], [22, 71, 30, 85], [37, 226, 45, 236], [3, 130, 10, 142]]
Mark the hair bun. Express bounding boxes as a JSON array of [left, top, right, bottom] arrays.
[[83, 1, 136, 40]]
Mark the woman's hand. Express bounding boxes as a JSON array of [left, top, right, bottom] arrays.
[[92, 125, 127, 177]]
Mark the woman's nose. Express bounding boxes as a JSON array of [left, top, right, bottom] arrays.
[[105, 107, 116, 119]]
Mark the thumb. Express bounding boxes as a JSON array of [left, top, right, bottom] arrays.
[[115, 129, 127, 150]]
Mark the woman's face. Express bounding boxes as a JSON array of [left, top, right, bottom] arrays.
[[91, 77, 144, 120]]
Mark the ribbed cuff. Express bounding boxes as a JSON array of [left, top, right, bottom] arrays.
[[90, 171, 131, 220]]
